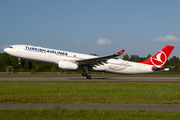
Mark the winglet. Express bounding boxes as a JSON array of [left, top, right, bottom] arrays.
[[116, 49, 125, 55]]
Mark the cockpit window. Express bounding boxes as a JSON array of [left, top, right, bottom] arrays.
[[9, 46, 13, 49]]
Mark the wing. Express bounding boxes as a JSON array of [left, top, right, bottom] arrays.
[[75, 49, 125, 66]]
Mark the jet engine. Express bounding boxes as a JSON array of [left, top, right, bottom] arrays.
[[58, 60, 78, 70]]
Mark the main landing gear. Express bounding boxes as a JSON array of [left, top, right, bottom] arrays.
[[82, 72, 91, 79], [82, 66, 91, 79]]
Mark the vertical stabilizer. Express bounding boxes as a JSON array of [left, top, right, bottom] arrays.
[[139, 45, 174, 67]]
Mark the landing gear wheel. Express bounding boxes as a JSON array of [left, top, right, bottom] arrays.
[[82, 72, 87, 76], [86, 75, 91, 79], [82, 66, 91, 79]]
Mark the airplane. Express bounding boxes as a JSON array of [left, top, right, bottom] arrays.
[[4, 45, 174, 79]]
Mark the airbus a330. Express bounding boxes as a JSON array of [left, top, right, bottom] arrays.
[[4, 45, 174, 79]]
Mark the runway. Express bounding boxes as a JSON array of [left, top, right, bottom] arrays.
[[0, 77, 180, 82], [1, 77, 180, 111], [1, 104, 180, 111]]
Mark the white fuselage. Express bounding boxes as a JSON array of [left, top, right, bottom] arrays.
[[4, 45, 154, 74]]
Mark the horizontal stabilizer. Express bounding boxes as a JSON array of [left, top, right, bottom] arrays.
[[152, 66, 174, 72]]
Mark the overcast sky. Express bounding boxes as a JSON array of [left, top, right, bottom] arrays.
[[1, 0, 180, 58]]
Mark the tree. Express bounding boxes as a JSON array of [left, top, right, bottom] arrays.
[[7, 66, 13, 74], [123, 54, 129, 60], [90, 54, 98, 56], [23, 60, 31, 71], [146, 54, 152, 59], [129, 55, 141, 62], [1, 53, 11, 71]]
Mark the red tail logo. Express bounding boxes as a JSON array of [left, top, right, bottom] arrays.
[[139, 45, 174, 67], [150, 51, 167, 66]]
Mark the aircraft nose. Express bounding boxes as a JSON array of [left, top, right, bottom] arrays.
[[4, 48, 9, 53], [4, 48, 7, 52]]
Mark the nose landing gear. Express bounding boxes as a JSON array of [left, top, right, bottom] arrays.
[[18, 58, 21, 65]]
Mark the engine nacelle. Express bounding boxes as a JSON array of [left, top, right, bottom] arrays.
[[58, 61, 78, 70]]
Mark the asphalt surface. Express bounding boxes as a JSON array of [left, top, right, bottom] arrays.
[[1, 104, 180, 111], [0, 77, 180, 82], [1, 77, 180, 111]]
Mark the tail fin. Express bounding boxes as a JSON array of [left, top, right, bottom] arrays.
[[139, 45, 175, 67]]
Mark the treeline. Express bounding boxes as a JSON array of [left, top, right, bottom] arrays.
[[0, 53, 179, 72], [0, 53, 61, 72]]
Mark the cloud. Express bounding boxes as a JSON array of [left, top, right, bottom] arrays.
[[154, 35, 180, 42], [96, 38, 112, 46], [52, 36, 58, 39], [102, 33, 123, 37], [75, 41, 85, 45]]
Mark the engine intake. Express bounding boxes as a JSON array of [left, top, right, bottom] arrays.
[[58, 61, 78, 70]]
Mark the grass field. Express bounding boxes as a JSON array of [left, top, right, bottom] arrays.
[[0, 107, 180, 120], [1, 82, 180, 104], [1, 73, 180, 119]]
